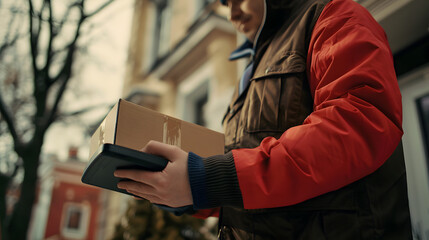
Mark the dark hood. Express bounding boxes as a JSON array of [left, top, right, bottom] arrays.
[[222, 0, 299, 61], [255, 0, 302, 54]]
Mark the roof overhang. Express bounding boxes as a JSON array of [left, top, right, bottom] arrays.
[[148, 13, 236, 82]]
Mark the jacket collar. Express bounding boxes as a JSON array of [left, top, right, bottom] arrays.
[[228, 0, 267, 61], [228, 40, 254, 60]]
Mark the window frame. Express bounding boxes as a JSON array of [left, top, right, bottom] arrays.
[[61, 202, 91, 239], [176, 63, 212, 127]]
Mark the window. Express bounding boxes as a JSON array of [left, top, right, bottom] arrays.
[[417, 93, 429, 165], [61, 203, 90, 239], [67, 209, 81, 229], [399, 67, 429, 239], [195, 92, 208, 126], [158, 0, 172, 57], [147, 0, 171, 68], [176, 63, 212, 127], [179, 79, 209, 126]]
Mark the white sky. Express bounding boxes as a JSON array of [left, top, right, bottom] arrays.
[[43, 0, 134, 160]]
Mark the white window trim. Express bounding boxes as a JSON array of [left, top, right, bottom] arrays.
[[143, 0, 172, 71], [176, 62, 212, 125], [61, 202, 91, 239], [158, 0, 172, 56], [143, 3, 157, 72], [399, 64, 429, 240]]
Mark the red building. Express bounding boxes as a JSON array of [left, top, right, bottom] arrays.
[[30, 149, 107, 240]]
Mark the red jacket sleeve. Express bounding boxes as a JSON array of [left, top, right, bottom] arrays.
[[232, 0, 403, 209], [193, 208, 220, 219]]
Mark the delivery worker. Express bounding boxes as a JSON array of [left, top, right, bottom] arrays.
[[114, 0, 413, 238]]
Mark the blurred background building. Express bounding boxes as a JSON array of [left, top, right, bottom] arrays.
[[23, 0, 429, 239], [30, 148, 107, 240], [121, 0, 429, 239]]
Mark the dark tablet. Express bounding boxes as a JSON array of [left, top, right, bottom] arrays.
[[81, 143, 168, 195]]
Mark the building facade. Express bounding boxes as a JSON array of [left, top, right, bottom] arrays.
[[122, 0, 241, 131], [123, 0, 429, 239], [29, 149, 111, 240]]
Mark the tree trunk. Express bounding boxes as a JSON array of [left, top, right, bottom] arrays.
[[7, 151, 40, 240], [0, 175, 11, 240]]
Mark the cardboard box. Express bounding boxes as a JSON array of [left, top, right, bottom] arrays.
[[89, 99, 225, 159]]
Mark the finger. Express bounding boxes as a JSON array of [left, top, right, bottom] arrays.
[[127, 190, 163, 204], [142, 140, 179, 162], [129, 193, 144, 201], [114, 169, 162, 187], [117, 180, 155, 194]]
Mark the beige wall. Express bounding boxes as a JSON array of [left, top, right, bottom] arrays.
[[122, 0, 239, 121], [119, 0, 429, 238], [122, 0, 150, 95], [105, 2, 240, 237]]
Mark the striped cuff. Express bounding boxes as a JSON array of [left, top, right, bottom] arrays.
[[188, 152, 209, 209], [203, 152, 243, 208], [188, 152, 244, 209]]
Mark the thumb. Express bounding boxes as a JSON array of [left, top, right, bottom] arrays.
[[142, 140, 181, 162]]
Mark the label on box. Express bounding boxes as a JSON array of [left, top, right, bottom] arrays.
[[163, 116, 181, 147]]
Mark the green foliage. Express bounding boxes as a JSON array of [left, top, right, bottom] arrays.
[[111, 199, 213, 240]]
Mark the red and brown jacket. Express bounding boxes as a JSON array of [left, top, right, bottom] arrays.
[[189, 0, 412, 238]]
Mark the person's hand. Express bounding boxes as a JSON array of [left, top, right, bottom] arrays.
[[114, 140, 193, 208]]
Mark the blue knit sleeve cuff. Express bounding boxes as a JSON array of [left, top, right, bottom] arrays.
[[153, 204, 194, 216], [188, 152, 209, 209]]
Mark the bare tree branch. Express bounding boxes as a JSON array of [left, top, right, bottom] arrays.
[[57, 103, 111, 119], [1, 160, 21, 179], [0, 94, 21, 148], [28, 0, 38, 75], [0, 5, 23, 61], [0, 36, 19, 60], [57, 2, 80, 28], [49, 0, 84, 85], [44, 0, 54, 87], [84, 0, 115, 19], [45, 6, 85, 128], [0, 8, 17, 51], [36, 1, 46, 38], [44, 0, 116, 128], [0, 0, 121, 238], [28, 0, 47, 74], [31, 1, 52, 127]]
